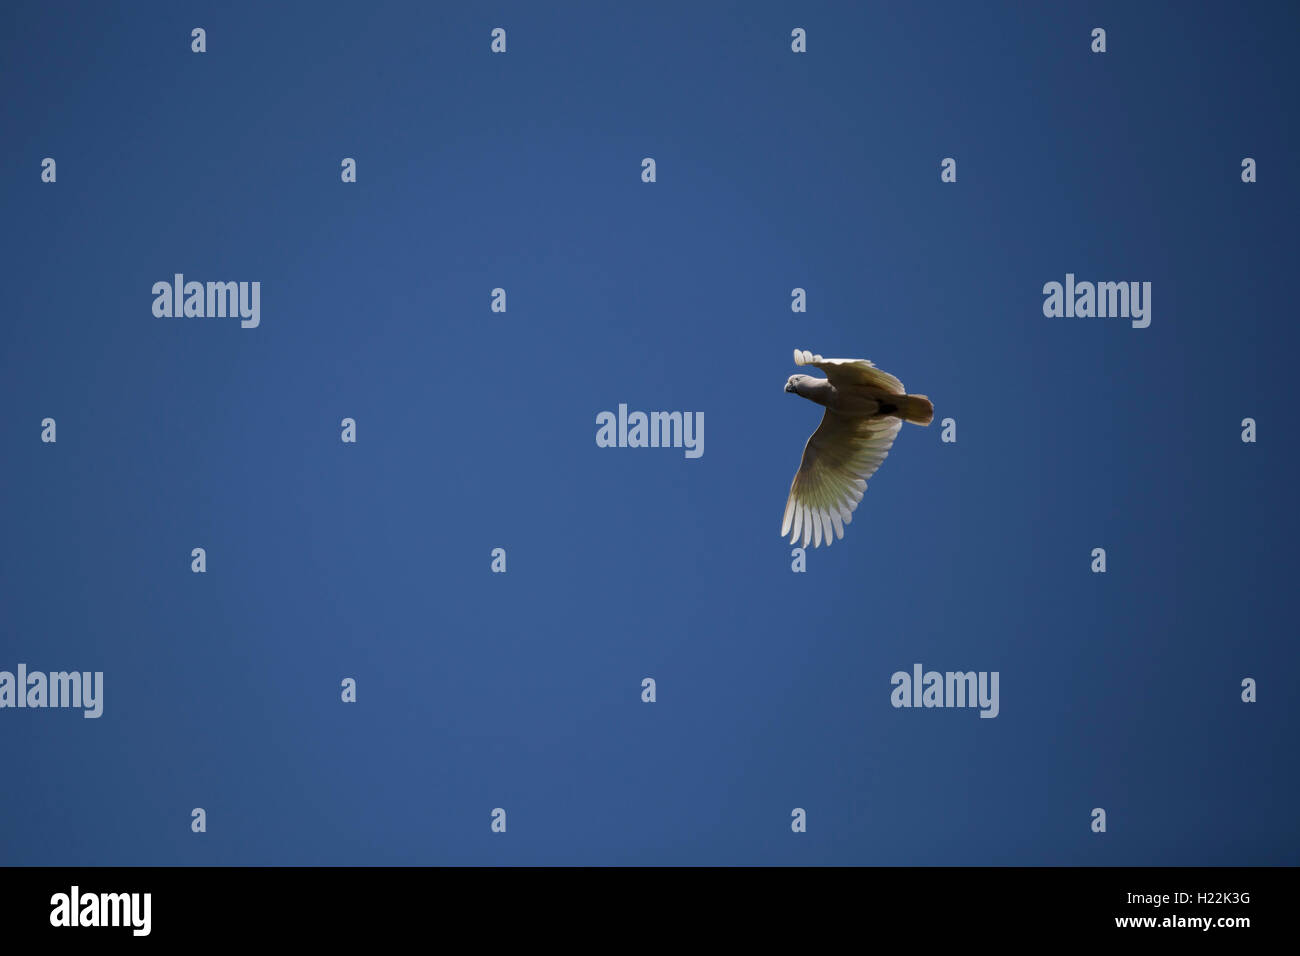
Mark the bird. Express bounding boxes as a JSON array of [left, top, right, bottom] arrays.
[[781, 348, 933, 548]]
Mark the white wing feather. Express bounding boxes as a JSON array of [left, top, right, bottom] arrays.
[[793, 348, 905, 394], [780, 410, 901, 548]]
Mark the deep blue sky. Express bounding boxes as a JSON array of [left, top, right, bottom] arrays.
[[1, 1, 1296, 865]]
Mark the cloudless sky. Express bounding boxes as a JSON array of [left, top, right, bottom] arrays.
[[1, 0, 1297, 865]]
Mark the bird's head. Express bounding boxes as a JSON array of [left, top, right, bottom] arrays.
[[785, 374, 807, 395]]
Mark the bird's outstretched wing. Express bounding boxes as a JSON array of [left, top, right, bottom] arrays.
[[781, 409, 902, 547], [793, 348, 905, 394]]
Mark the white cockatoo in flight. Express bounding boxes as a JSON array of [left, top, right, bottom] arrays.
[[782, 348, 933, 547]]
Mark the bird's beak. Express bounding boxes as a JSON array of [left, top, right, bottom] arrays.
[[784, 382, 795, 393]]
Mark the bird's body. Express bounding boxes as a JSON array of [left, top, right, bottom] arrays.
[[781, 349, 932, 548], [786, 373, 913, 418]]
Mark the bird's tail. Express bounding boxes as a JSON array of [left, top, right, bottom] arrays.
[[894, 394, 933, 425]]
